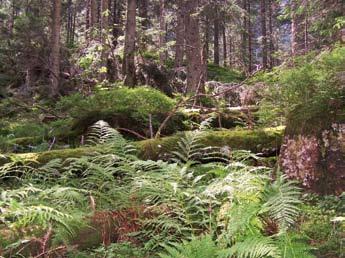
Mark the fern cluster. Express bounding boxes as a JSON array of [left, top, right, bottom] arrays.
[[0, 120, 314, 257]]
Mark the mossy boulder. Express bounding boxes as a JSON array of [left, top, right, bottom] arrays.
[[280, 102, 345, 195]]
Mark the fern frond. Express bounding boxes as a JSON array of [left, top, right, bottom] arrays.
[[261, 175, 302, 230], [223, 236, 281, 258], [159, 235, 221, 258], [3, 204, 76, 237], [277, 233, 315, 258]]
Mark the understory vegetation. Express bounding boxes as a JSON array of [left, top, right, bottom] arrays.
[[0, 120, 343, 257], [0, 0, 344, 256]]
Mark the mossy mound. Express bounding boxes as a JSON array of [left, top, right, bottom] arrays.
[[207, 64, 244, 83]]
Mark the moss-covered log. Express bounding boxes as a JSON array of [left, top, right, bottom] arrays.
[[2, 127, 284, 165], [137, 127, 283, 160]]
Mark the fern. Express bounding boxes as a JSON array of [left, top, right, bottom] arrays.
[[261, 175, 302, 230], [2, 203, 77, 237], [86, 120, 136, 155], [159, 235, 223, 258], [277, 233, 315, 258], [222, 236, 281, 258]]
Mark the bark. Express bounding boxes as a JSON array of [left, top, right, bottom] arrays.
[[185, 0, 205, 94], [90, 0, 98, 28], [100, 0, 109, 81], [268, 0, 275, 68], [229, 32, 233, 67], [247, 0, 252, 73], [175, 0, 185, 68], [260, 0, 268, 69], [204, 16, 210, 60], [159, 0, 166, 64], [241, 0, 248, 71], [213, 12, 220, 65], [138, 0, 148, 29], [50, 0, 62, 98], [123, 0, 137, 86], [291, 1, 297, 55], [222, 24, 227, 67], [66, 0, 72, 45], [138, 0, 148, 48]]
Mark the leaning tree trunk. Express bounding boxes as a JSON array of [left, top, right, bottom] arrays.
[[50, 0, 62, 98], [123, 0, 137, 86], [185, 0, 205, 94]]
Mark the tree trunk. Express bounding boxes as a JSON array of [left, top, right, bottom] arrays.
[[242, 0, 248, 72], [204, 16, 210, 61], [291, 0, 298, 56], [138, 0, 148, 48], [185, 0, 204, 94], [175, 0, 185, 68], [214, 13, 220, 65], [260, 0, 268, 69], [100, 0, 109, 80], [50, 0, 62, 98], [268, 0, 275, 68], [247, 0, 252, 73], [66, 0, 72, 45], [229, 31, 233, 67], [123, 0, 137, 86], [90, 0, 98, 28], [222, 24, 227, 67], [159, 0, 166, 64]]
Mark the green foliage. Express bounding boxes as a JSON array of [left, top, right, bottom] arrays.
[[207, 64, 245, 83], [159, 235, 222, 258], [0, 121, 329, 257], [224, 236, 281, 258], [72, 242, 146, 258], [56, 86, 177, 137], [57, 86, 174, 120], [262, 175, 302, 230], [299, 194, 345, 258], [257, 46, 345, 127]]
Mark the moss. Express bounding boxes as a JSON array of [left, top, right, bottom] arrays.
[[9, 147, 98, 164], [137, 127, 284, 160], [207, 64, 245, 83], [4, 127, 284, 164], [285, 99, 345, 136]]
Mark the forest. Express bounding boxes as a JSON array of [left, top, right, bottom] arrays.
[[0, 0, 344, 257]]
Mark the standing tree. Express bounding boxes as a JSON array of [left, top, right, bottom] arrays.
[[159, 0, 166, 64], [261, 0, 268, 69], [214, 8, 220, 65], [175, 0, 185, 68], [185, 0, 205, 94], [123, 0, 137, 86], [100, 0, 109, 80], [50, 0, 62, 97]]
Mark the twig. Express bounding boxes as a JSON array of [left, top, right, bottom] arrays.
[[48, 137, 56, 151], [117, 128, 148, 140], [149, 114, 154, 139]]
